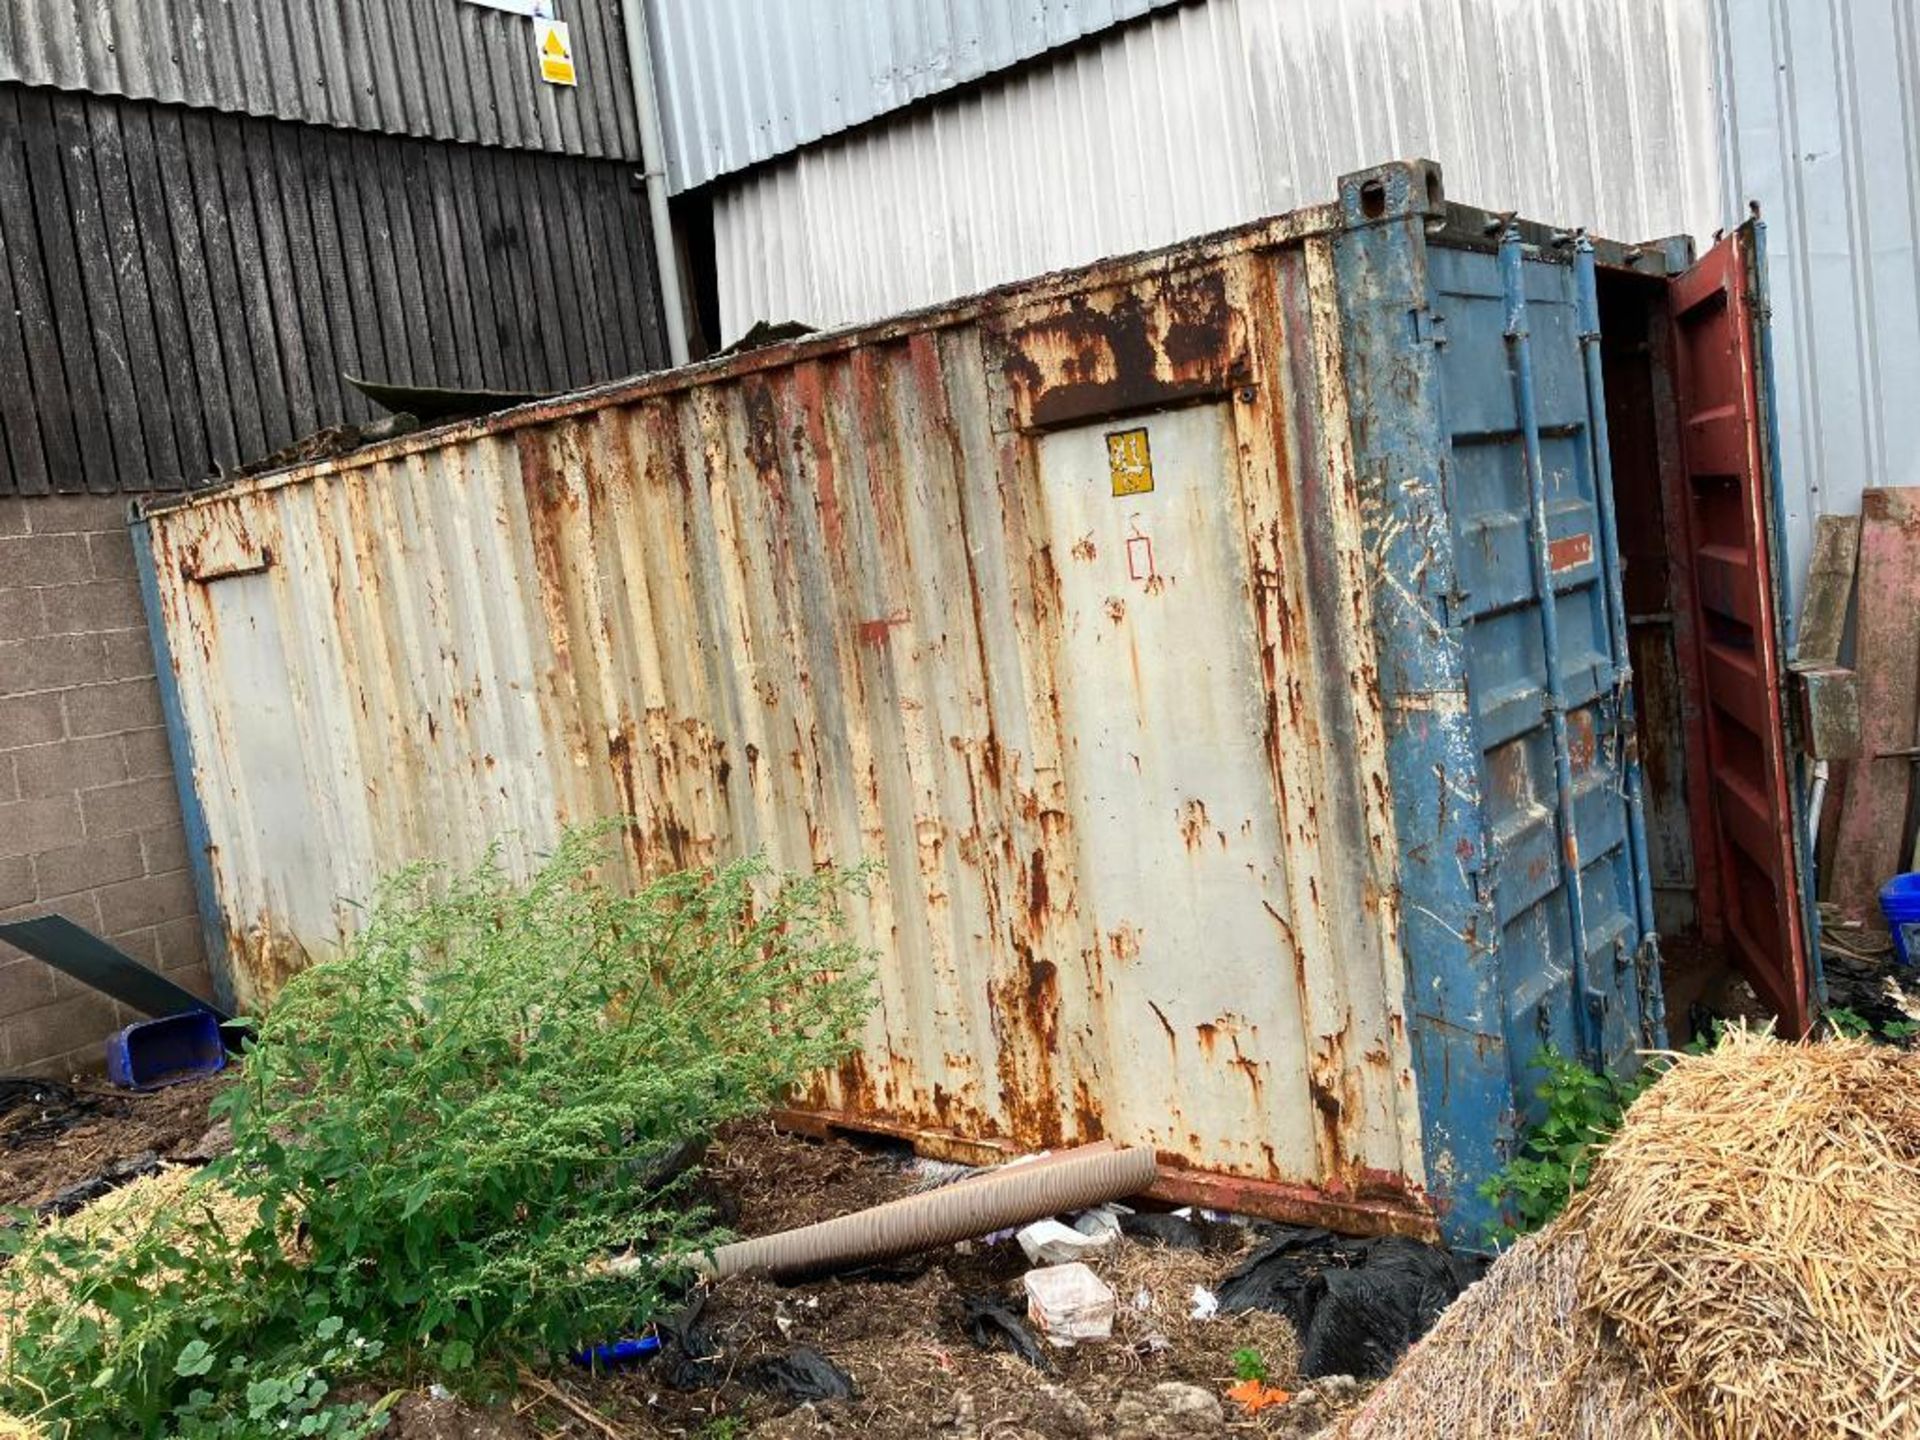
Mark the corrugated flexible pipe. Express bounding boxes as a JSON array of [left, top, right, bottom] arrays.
[[697, 1143, 1159, 1281]]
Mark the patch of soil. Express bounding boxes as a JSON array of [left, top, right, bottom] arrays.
[[1, 1093, 1371, 1436], [376, 1392, 538, 1440], [519, 1126, 1358, 1438], [0, 1072, 231, 1210]]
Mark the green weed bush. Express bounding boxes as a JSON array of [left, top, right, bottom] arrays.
[[1477, 1047, 1659, 1244], [1, 831, 873, 1438]]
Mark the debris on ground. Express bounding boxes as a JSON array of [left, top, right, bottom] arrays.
[[1024, 1260, 1117, 1346], [1017, 1215, 1113, 1264], [0, 1072, 229, 1211], [959, 1295, 1050, 1368], [3, 1087, 1366, 1435], [742, 1347, 858, 1402], [1329, 1030, 1920, 1439], [34, 1149, 161, 1218], [1227, 1377, 1294, 1414], [1218, 1226, 1485, 1379], [0, 1077, 99, 1151]]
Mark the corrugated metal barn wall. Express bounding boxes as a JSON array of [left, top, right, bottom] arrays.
[[1714, 0, 1920, 604], [708, 0, 1722, 345], [643, 0, 1189, 191], [0, 84, 667, 497], [0, 0, 641, 160]]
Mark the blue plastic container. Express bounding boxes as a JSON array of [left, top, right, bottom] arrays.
[[106, 1010, 226, 1090], [569, 1334, 661, 1369], [1881, 874, 1920, 967]]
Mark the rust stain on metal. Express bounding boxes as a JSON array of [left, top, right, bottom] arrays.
[[857, 612, 910, 647], [145, 221, 1433, 1239], [994, 264, 1247, 432]]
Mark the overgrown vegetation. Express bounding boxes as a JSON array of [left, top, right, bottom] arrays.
[[1821, 1005, 1919, 1044], [1478, 1048, 1663, 1243], [0, 830, 873, 1438], [1485, 1005, 1917, 1244]]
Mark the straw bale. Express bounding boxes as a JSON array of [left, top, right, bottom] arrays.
[[1574, 1030, 1920, 1439], [1325, 1225, 1688, 1439], [1323, 1032, 1920, 1440]]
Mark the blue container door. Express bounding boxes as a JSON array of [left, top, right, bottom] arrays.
[[1425, 238, 1651, 1074], [1331, 163, 1661, 1244]]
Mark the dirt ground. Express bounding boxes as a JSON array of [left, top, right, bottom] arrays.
[[1, 1085, 1364, 1439], [0, 1072, 230, 1209]]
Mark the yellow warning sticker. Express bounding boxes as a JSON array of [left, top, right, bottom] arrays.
[[535, 18, 576, 86], [1106, 427, 1154, 497]]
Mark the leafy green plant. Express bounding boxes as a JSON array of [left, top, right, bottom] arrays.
[[0, 829, 873, 1437], [1231, 1347, 1269, 1384], [1824, 1005, 1873, 1039], [1822, 1005, 1919, 1044], [1477, 1048, 1660, 1244]]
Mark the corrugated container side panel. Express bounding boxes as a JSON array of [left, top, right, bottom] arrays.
[[147, 224, 1430, 1229], [1714, 0, 1920, 600], [710, 0, 1721, 346], [0, 0, 641, 160]]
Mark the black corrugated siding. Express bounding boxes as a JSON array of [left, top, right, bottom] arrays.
[[0, 83, 666, 496]]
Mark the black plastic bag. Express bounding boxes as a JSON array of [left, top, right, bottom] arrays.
[[1216, 1226, 1485, 1379], [743, 1347, 856, 1402], [958, 1295, 1051, 1370]]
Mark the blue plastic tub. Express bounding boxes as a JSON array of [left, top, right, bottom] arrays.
[[1881, 873, 1920, 967], [569, 1334, 660, 1369], [106, 1010, 226, 1090]]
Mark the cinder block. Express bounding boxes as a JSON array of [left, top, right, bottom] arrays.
[[26, 494, 125, 536], [0, 634, 110, 698], [0, 955, 57, 1013], [13, 734, 129, 799], [1, 890, 99, 935], [7, 991, 121, 1070], [121, 728, 176, 779], [0, 852, 33, 908], [0, 588, 45, 639], [94, 868, 197, 933], [39, 580, 145, 636], [22, 1040, 113, 1080], [0, 693, 66, 748], [32, 831, 145, 899], [153, 914, 205, 972], [88, 531, 137, 580], [167, 964, 216, 1005], [0, 795, 84, 859], [65, 679, 164, 737], [0, 534, 93, 586], [80, 775, 180, 838], [0, 499, 28, 538], [139, 824, 190, 875], [101, 629, 158, 681], [1794, 665, 1861, 760]]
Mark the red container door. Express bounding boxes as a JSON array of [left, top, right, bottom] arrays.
[[1668, 227, 1812, 1034]]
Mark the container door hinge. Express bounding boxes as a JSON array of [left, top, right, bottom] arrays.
[[1410, 306, 1448, 349]]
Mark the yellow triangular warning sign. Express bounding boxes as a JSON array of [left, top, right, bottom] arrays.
[[534, 18, 576, 86]]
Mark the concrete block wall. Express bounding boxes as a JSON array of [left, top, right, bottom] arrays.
[[0, 494, 215, 1077]]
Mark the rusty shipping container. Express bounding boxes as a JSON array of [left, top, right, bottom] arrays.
[[135, 161, 1814, 1244]]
